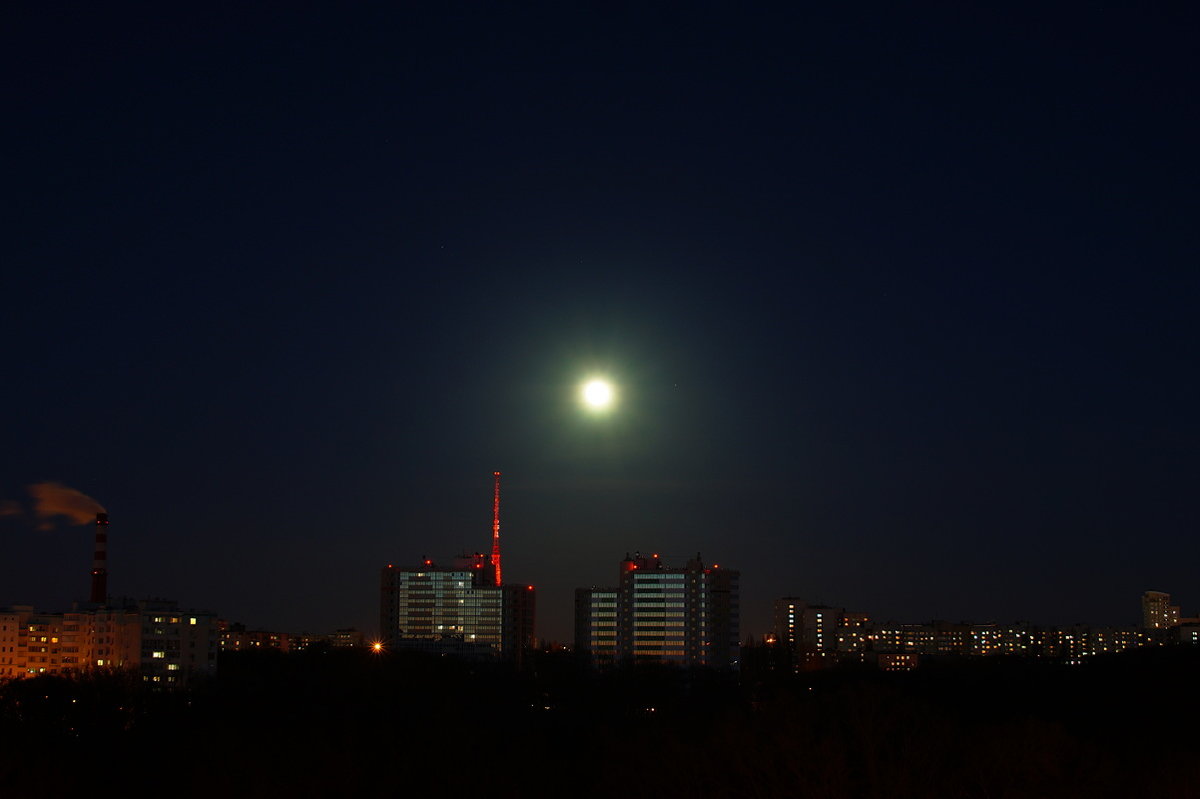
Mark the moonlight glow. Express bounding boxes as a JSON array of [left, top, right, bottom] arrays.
[[581, 379, 615, 410]]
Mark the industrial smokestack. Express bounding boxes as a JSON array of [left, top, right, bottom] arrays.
[[90, 512, 108, 604]]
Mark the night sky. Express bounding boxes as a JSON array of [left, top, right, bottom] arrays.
[[4, 4, 1197, 643]]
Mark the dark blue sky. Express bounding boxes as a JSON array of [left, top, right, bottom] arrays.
[[4, 3, 1197, 641]]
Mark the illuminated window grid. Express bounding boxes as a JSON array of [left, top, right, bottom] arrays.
[[395, 570, 503, 649]]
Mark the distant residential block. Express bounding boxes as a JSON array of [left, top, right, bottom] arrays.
[[767, 592, 1175, 670], [220, 622, 291, 652], [0, 599, 218, 685], [1143, 591, 1181, 630]]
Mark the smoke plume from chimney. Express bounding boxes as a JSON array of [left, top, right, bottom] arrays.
[[29, 482, 107, 528]]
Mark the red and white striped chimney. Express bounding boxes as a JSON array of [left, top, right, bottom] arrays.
[[90, 512, 108, 604]]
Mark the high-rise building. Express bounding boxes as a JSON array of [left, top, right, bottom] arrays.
[[379, 552, 535, 663], [575, 552, 739, 670], [378, 473, 534, 663], [1143, 591, 1181, 630], [575, 588, 617, 667]]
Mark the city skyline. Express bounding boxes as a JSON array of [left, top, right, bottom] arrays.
[[5, 4, 1197, 645], [1, 480, 1193, 648]]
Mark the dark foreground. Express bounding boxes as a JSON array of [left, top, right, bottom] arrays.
[[3, 648, 1200, 798]]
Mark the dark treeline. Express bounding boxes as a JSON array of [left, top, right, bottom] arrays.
[[3, 648, 1200, 798]]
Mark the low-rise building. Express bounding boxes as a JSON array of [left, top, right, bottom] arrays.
[[0, 599, 217, 685]]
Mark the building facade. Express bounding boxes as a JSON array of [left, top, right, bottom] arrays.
[[1143, 591, 1181, 630], [0, 600, 218, 685], [773, 599, 849, 669], [379, 553, 535, 663], [575, 553, 739, 670], [575, 588, 617, 667], [220, 622, 292, 653]]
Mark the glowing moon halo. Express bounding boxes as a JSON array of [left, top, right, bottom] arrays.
[[581, 379, 615, 410]]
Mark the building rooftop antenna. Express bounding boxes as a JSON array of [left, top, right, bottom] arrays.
[[491, 471, 502, 586]]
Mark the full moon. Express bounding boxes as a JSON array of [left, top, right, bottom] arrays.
[[581, 379, 615, 409]]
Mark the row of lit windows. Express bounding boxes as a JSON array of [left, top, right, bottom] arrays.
[[633, 635, 686, 642], [633, 646, 687, 653], [397, 607, 500, 615], [398, 597, 501, 604], [397, 593, 501, 601], [397, 608, 472, 616]]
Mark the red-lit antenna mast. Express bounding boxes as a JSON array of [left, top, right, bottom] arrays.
[[491, 471, 502, 586]]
